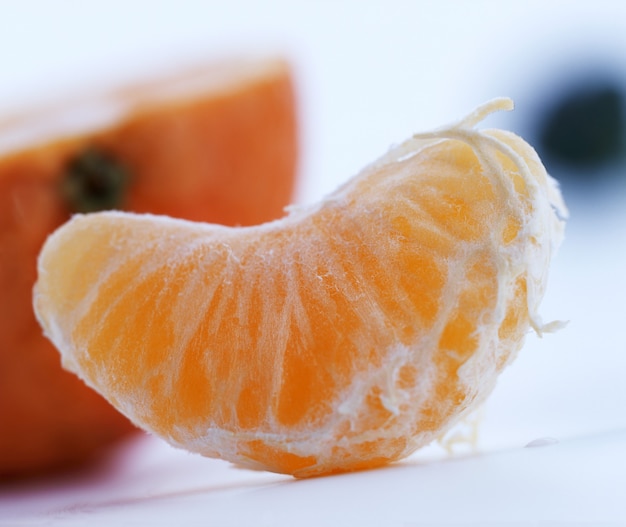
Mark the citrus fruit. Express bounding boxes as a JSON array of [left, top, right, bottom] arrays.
[[33, 98, 566, 478], [1, 57, 298, 478]]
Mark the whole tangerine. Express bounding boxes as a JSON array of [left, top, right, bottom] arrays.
[[1, 57, 298, 478]]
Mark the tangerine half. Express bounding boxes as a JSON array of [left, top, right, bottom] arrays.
[[34, 98, 566, 478], [1, 57, 297, 478]]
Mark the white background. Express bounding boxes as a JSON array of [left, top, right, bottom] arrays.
[[1, 1, 626, 525]]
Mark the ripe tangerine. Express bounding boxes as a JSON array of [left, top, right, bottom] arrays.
[[1, 57, 298, 478]]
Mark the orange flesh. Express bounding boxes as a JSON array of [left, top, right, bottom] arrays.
[[34, 100, 566, 477]]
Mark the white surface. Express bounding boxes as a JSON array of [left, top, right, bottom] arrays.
[[2, 430, 626, 526], [2, 1, 626, 525]]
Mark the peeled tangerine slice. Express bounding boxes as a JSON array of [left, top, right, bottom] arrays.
[[34, 98, 567, 478]]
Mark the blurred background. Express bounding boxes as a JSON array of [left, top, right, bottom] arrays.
[[1, 0, 625, 492]]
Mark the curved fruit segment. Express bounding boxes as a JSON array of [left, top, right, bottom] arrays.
[[1, 56, 297, 478], [34, 98, 566, 478]]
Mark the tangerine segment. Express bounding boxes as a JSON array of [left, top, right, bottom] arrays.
[[34, 98, 567, 477]]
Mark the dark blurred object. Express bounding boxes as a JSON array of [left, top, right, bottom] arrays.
[[535, 77, 626, 185], [539, 84, 625, 167]]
